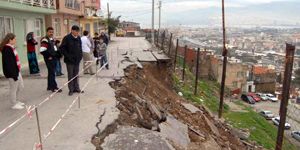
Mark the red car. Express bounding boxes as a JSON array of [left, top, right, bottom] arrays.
[[248, 93, 261, 102]]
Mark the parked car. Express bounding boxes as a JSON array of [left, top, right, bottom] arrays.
[[248, 93, 261, 102], [241, 94, 256, 104], [291, 131, 300, 141], [266, 94, 278, 102], [272, 117, 291, 129], [256, 93, 268, 101], [259, 110, 274, 120]]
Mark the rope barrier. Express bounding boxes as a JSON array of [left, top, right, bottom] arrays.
[[0, 57, 103, 137], [33, 63, 108, 150]]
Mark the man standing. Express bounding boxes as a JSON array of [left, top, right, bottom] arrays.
[[81, 30, 94, 75], [40, 27, 62, 93], [60, 25, 83, 96]]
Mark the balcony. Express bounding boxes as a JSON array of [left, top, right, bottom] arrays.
[[1, 0, 56, 9]]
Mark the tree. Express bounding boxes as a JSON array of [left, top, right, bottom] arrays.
[[104, 14, 121, 36]]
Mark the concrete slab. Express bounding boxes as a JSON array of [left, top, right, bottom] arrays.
[[152, 51, 171, 61], [181, 103, 202, 114], [101, 126, 174, 150], [159, 115, 190, 149], [203, 116, 220, 137], [132, 51, 157, 62]]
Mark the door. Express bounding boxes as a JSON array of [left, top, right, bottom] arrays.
[[248, 85, 252, 93]]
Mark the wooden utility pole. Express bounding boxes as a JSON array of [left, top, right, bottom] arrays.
[[107, 2, 110, 40], [151, 0, 155, 44], [182, 45, 187, 81], [218, 0, 227, 118], [275, 43, 295, 150], [173, 39, 179, 71], [194, 48, 200, 95], [168, 33, 173, 56], [156, 29, 160, 46], [161, 31, 165, 50], [158, 1, 162, 30]]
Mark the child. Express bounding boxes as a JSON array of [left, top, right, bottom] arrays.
[[55, 40, 64, 76], [0, 33, 25, 109], [97, 38, 109, 69]]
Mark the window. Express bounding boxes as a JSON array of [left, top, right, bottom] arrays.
[[54, 18, 61, 36], [69, 19, 79, 29], [0, 17, 14, 40], [65, 0, 80, 10], [232, 81, 238, 88], [34, 19, 43, 37], [93, 22, 98, 34], [85, 23, 90, 32]]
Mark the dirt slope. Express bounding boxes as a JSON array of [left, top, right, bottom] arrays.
[[93, 62, 255, 150]]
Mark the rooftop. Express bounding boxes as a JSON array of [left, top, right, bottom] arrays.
[[253, 66, 275, 75]]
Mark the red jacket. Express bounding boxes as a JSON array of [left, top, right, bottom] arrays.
[[27, 39, 38, 53]]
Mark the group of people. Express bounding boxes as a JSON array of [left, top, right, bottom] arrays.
[[26, 32, 64, 76], [0, 25, 109, 110]]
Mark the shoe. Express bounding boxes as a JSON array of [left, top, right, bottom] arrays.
[[74, 90, 84, 93], [11, 103, 24, 110], [17, 101, 25, 106], [51, 89, 62, 93], [84, 73, 89, 75], [90, 73, 95, 75], [68, 91, 73, 96], [56, 73, 63, 76]]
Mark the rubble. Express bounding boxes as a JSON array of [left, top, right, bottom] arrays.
[[94, 63, 254, 150], [159, 115, 191, 149], [181, 103, 203, 114], [101, 126, 175, 150]]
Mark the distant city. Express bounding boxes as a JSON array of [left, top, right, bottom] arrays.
[[169, 26, 300, 72]]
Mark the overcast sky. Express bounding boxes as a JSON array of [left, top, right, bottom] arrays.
[[100, 0, 300, 28]]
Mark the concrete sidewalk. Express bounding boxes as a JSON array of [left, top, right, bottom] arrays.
[[0, 37, 151, 150]]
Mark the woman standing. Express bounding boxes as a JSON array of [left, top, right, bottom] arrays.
[[26, 32, 40, 75], [0, 33, 25, 110]]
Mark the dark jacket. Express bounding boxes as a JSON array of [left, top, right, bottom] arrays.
[[1, 45, 19, 81], [40, 36, 58, 60], [60, 33, 83, 65], [93, 37, 100, 57], [100, 34, 109, 45]]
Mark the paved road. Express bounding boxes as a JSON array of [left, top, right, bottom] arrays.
[[0, 37, 151, 150], [249, 100, 300, 147]]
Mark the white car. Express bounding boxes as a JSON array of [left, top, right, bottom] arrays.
[[291, 131, 300, 141], [259, 110, 274, 120], [266, 94, 278, 102], [257, 93, 268, 101], [272, 117, 291, 129]]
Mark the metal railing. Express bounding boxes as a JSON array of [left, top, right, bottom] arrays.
[[2, 0, 56, 9]]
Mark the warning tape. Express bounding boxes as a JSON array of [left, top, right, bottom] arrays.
[[33, 63, 108, 150], [0, 58, 104, 137]]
